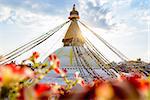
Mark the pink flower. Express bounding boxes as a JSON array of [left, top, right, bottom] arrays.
[[74, 71, 80, 78], [74, 71, 85, 87]]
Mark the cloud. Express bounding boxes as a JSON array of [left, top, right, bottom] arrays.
[[130, 0, 150, 9], [78, 0, 150, 30], [77, 0, 149, 61], [78, 0, 115, 29], [0, 0, 77, 16], [0, 6, 12, 22], [0, 4, 65, 28], [0, 3, 66, 56]]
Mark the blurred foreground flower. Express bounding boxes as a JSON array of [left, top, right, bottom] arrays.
[[0, 62, 34, 99], [0, 52, 150, 100], [0, 63, 34, 87]]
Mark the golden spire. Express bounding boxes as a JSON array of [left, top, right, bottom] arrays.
[[62, 4, 85, 46], [73, 4, 75, 10], [68, 4, 79, 20]]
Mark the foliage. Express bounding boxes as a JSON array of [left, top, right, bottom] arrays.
[[0, 52, 149, 100]]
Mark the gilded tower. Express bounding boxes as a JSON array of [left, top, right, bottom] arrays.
[[62, 4, 85, 46]]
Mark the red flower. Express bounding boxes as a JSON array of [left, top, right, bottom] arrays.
[[119, 74, 127, 80], [54, 68, 61, 74], [34, 83, 51, 96], [81, 80, 85, 86], [5, 62, 34, 77], [17, 88, 25, 100], [33, 51, 39, 59], [48, 54, 67, 77], [49, 54, 57, 61], [6, 63, 23, 74], [6, 63, 17, 72], [0, 76, 2, 82], [126, 74, 150, 91], [62, 68, 67, 74], [140, 80, 150, 91], [128, 77, 141, 89], [49, 54, 60, 69]]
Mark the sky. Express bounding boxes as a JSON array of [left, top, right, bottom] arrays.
[[0, 0, 149, 62]]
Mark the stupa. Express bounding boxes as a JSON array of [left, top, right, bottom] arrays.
[[41, 5, 115, 84]]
